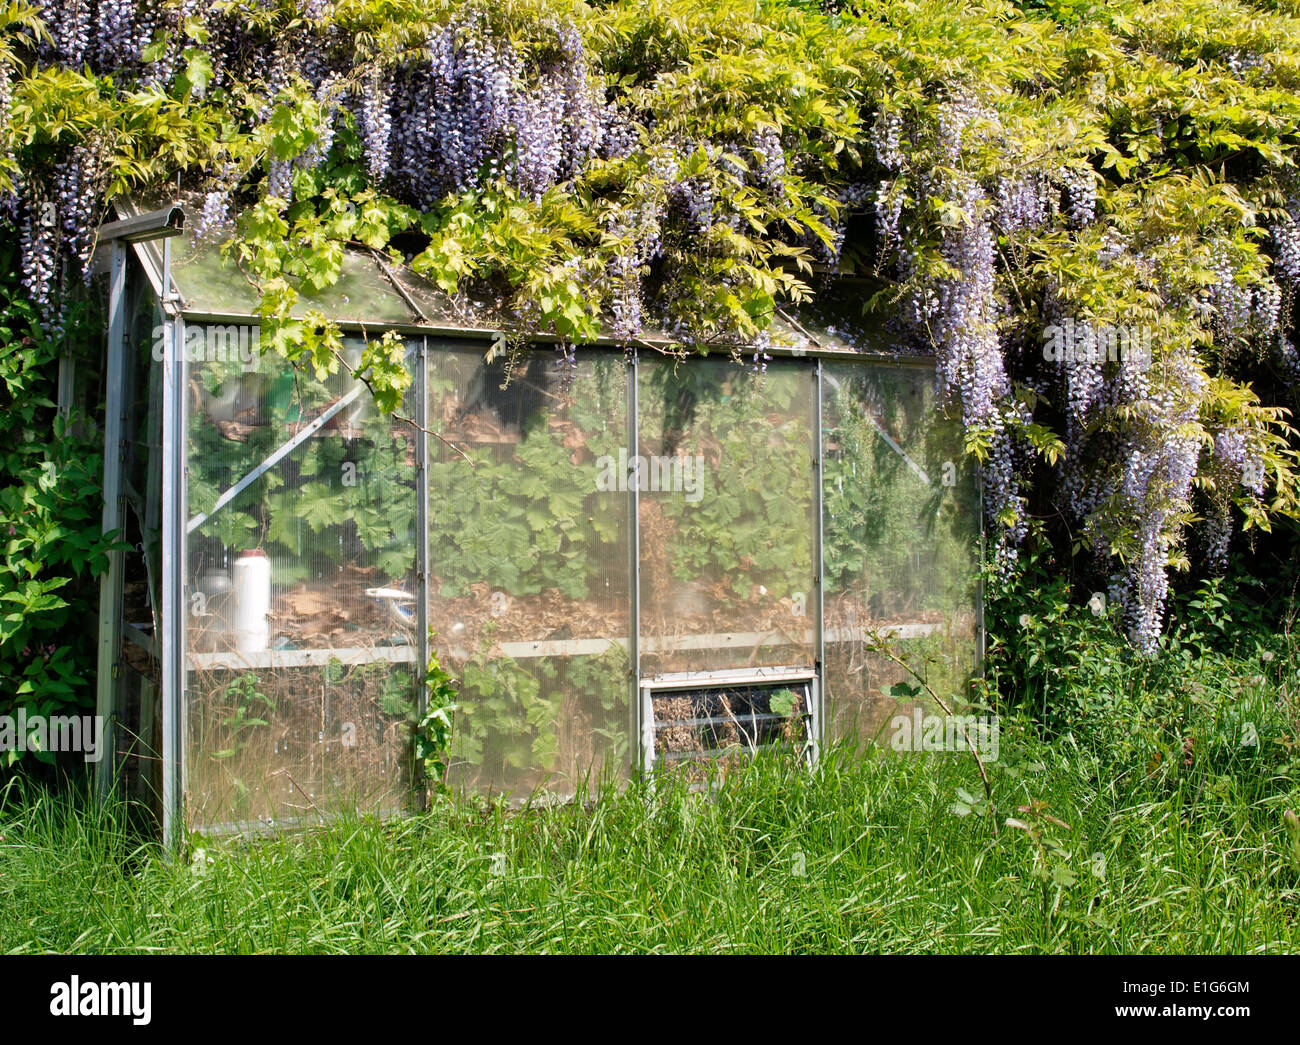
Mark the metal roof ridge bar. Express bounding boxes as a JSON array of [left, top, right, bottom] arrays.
[[99, 203, 185, 245], [168, 310, 932, 362], [186, 383, 366, 534]]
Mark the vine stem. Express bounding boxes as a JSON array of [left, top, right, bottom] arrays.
[[368, 247, 430, 323], [864, 626, 996, 823], [329, 347, 475, 465], [227, 269, 473, 465]]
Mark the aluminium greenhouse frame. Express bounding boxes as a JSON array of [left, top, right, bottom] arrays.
[[92, 201, 985, 846]]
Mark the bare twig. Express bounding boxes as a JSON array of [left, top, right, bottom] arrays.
[[328, 348, 474, 465], [865, 626, 996, 818], [278, 768, 323, 822], [996, 244, 1028, 312], [369, 248, 430, 324]]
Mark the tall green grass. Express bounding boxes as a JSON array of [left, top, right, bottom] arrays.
[[3, 566, 1298, 954], [2, 719, 1296, 953]]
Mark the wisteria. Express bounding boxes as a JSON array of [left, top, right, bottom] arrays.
[[877, 77, 1293, 650], [869, 110, 904, 172], [903, 172, 1026, 575], [1057, 165, 1097, 228], [36, 0, 91, 67], [8, 1, 1300, 660], [747, 329, 773, 376], [665, 172, 717, 236], [18, 198, 59, 331], [552, 340, 578, 393], [266, 159, 292, 202], [140, 0, 204, 92], [750, 129, 786, 194], [376, 11, 605, 206], [872, 180, 903, 254], [292, 76, 342, 180], [1110, 351, 1205, 648], [1272, 201, 1300, 288], [53, 144, 100, 282], [194, 189, 231, 243], [598, 104, 638, 162], [358, 71, 393, 185], [607, 249, 642, 343], [935, 93, 992, 166], [95, 0, 138, 68], [16, 0, 201, 324], [11, 2, 620, 327], [0, 65, 14, 217], [995, 173, 1049, 235]]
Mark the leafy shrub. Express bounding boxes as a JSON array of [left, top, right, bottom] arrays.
[[986, 539, 1299, 787], [0, 263, 119, 769]]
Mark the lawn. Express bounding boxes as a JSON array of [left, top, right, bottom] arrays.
[[5, 571, 1298, 955], [3, 722, 1296, 954]]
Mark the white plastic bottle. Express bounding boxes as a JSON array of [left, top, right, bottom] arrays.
[[197, 567, 233, 652], [232, 549, 271, 652]]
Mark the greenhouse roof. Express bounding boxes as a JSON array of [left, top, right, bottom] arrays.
[[107, 195, 927, 363]]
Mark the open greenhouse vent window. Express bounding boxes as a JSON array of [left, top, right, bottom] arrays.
[[639, 668, 818, 773]]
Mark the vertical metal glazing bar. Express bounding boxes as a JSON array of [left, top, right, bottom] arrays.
[[640, 685, 654, 776], [162, 237, 173, 307], [56, 344, 75, 419], [415, 337, 430, 804], [812, 358, 826, 758], [95, 240, 128, 795], [160, 313, 187, 851], [627, 350, 641, 775]]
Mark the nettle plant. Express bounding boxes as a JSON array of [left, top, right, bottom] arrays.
[[6, 0, 1300, 653], [427, 355, 627, 600], [449, 633, 627, 784]]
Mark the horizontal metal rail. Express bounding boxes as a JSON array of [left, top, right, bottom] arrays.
[[657, 740, 805, 763], [187, 645, 418, 670], [653, 710, 811, 732]]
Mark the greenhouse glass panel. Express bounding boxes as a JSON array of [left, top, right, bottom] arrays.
[[428, 346, 632, 799], [820, 361, 982, 744], [184, 336, 419, 829], [165, 232, 427, 327], [116, 273, 166, 809], [637, 356, 816, 675]]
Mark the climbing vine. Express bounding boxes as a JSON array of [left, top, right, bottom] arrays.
[[5, 0, 1300, 654]]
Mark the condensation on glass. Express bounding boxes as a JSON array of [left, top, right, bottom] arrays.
[[427, 346, 632, 800]]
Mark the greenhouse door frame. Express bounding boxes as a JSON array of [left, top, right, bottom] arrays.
[[623, 349, 827, 772], [94, 234, 189, 850]]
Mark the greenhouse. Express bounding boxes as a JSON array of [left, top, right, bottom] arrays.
[[89, 201, 983, 845]]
